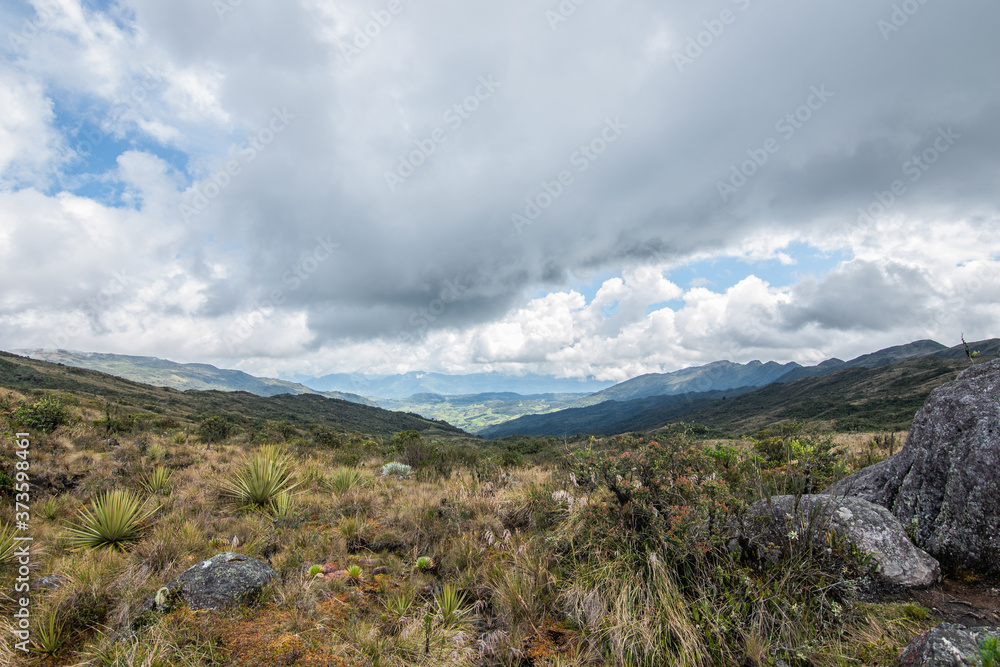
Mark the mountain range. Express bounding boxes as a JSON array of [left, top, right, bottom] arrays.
[[15, 350, 376, 406], [481, 338, 999, 438], [13, 338, 998, 437], [289, 371, 614, 399]]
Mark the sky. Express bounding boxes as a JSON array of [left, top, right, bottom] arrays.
[[1, 0, 998, 383]]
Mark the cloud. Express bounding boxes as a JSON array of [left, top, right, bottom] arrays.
[[1, 0, 999, 380]]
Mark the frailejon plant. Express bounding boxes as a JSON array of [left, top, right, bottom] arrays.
[[346, 564, 363, 582], [221, 444, 299, 513], [380, 461, 413, 480], [66, 488, 158, 551], [415, 555, 434, 571]]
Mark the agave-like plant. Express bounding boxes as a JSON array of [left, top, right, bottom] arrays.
[[435, 583, 468, 628], [0, 521, 17, 565], [141, 465, 172, 494], [221, 444, 299, 513], [30, 609, 69, 657], [66, 488, 158, 551]]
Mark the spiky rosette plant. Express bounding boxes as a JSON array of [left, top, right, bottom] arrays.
[[221, 444, 299, 514], [66, 488, 158, 551]]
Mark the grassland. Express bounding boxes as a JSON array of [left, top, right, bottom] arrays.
[[0, 373, 946, 666]]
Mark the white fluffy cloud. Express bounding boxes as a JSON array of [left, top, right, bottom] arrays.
[[1, 0, 999, 380]]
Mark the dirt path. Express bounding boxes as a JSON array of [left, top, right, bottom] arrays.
[[911, 579, 1000, 627]]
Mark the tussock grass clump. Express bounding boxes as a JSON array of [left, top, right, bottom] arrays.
[[220, 444, 299, 514], [65, 488, 158, 552], [328, 465, 364, 495]]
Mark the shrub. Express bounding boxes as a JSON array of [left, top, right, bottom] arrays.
[[14, 395, 68, 433], [199, 415, 235, 444], [66, 488, 158, 551], [221, 444, 299, 513], [380, 461, 413, 480], [571, 435, 735, 562]]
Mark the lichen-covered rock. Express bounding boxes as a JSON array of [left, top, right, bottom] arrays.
[[144, 552, 275, 611], [896, 622, 999, 666], [742, 495, 939, 588], [826, 360, 1000, 575]]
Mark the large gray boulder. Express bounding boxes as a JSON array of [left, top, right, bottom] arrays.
[[826, 360, 1000, 575], [144, 552, 275, 611], [742, 495, 939, 588], [896, 622, 999, 666]]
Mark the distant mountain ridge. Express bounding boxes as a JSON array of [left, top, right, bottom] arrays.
[[772, 340, 948, 383], [0, 352, 464, 436], [571, 359, 802, 408], [481, 338, 999, 438], [15, 350, 376, 406]]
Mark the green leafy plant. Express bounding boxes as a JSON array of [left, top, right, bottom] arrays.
[[415, 555, 434, 572], [141, 465, 172, 494], [329, 466, 363, 495], [30, 609, 70, 657], [963, 333, 981, 366], [308, 564, 323, 577], [346, 564, 363, 583], [981, 635, 1000, 667], [380, 461, 413, 480], [66, 488, 158, 551], [221, 444, 299, 513], [14, 395, 68, 433]]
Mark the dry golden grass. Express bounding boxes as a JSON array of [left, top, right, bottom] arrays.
[[0, 394, 940, 666]]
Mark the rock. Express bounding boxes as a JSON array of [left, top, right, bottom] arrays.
[[742, 495, 940, 588], [826, 360, 1000, 575], [142, 552, 275, 612], [372, 566, 389, 575], [896, 622, 999, 666], [33, 574, 67, 590]]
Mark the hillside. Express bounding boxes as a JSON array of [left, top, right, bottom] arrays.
[[0, 351, 463, 437], [570, 359, 800, 408], [479, 386, 759, 438], [484, 354, 988, 438], [17, 350, 376, 406]]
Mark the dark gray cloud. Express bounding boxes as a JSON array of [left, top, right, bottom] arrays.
[[1, 0, 999, 375]]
